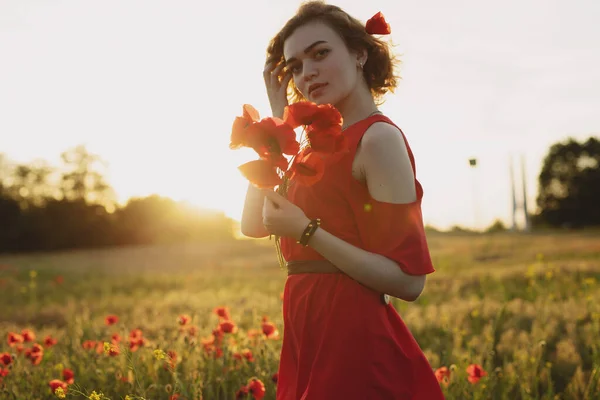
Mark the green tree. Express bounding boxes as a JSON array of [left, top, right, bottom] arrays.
[[536, 136, 600, 228], [60, 144, 115, 208]]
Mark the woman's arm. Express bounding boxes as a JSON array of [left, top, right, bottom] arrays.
[[240, 183, 270, 238], [302, 122, 426, 301]]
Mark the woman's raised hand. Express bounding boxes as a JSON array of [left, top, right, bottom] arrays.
[[263, 58, 293, 119]]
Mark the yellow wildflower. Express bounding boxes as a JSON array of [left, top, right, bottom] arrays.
[[103, 342, 111, 355], [89, 391, 102, 400], [29, 270, 37, 279], [54, 387, 66, 399], [154, 349, 167, 360]]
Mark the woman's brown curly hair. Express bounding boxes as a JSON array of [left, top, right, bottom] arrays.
[[266, 1, 400, 106]]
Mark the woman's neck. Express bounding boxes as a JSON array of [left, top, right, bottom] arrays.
[[335, 83, 379, 130]]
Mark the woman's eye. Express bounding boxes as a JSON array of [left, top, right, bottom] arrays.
[[315, 49, 329, 58]]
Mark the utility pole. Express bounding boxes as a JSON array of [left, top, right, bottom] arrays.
[[468, 157, 479, 231], [521, 155, 530, 232]]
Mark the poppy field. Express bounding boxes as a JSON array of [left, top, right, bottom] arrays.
[[1, 232, 599, 399]]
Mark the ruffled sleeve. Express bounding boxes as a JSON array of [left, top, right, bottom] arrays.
[[351, 181, 435, 276]]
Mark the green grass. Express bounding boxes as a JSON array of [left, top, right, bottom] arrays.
[[0, 232, 599, 399]]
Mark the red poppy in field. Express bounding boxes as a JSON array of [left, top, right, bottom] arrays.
[[25, 343, 44, 365], [82, 340, 96, 350], [233, 348, 254, 363], [178, 314, 191, 326], [0, 368, 9, 377], [235, 385, 250, 399], [219, 320, 238, 334], [49, 379, 68, 393], [365, 11, 391, 35], [165, 350, 177, 370], [247, 378, 266, 400], [230, 104, 261, 150], [111, 333, 121, 344], [214, 306, 230, 320], [105, 315, 118, 326], [261, 321, 279, 340], [7, 332, 24, 347], [466, 363, 487, 384], [0, 353, 12, 366], [238, 159, 282, 189], [21, 329, 35, 342], [287, 152, 325, 186], [434, 366, 450, 386], [129, 329, 145, 352], [170, 395, 181, 400], [188, 325, 199, 337], [44, 335, 58, 348], [54, 275, 64, 285], [108, 344, 121, 356], [62, 368, 75, 385], [272, 372, 278, 383]]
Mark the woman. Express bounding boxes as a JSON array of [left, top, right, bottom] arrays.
[[241, 1, 444, 399]]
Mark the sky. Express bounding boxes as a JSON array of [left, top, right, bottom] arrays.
[[1, 0, 599, 230]]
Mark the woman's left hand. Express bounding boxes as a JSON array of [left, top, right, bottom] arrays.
[[262, 190, 311, 240]]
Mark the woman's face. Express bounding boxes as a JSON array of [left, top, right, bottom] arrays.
[[283, 21, 362, 106]]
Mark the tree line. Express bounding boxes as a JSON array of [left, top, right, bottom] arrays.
[[0, 145, 235, 253], [0, 136, 598, 253]]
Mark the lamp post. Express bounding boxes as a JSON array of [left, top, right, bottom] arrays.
[[468, 158, 479, 231]]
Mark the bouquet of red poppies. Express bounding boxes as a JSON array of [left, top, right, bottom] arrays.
[[229, 101, 347, 193]]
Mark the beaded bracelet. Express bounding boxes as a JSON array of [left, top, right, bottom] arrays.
[[297, 218, 321, 247]]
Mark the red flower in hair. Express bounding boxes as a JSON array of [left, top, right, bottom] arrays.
[[365, 11, 391, 35]]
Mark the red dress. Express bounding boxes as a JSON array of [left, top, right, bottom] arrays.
[[277, 114, 445, 400]]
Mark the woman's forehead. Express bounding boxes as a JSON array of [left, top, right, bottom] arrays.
[[283, 22, 341, 61]]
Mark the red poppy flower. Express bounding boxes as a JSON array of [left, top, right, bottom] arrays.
[[111, 333, 121, 344], [238, 159, 282, 189], [44, 335, 58, 348], [466, 363, 487, 384], [21, 329, 35, 342], [365, 12, 391, 35], [0, 353, 12, 366], [214, 306, 230, 320], [105, 315, 118, 326], [82, 340, 96, 350], [230, 104, 261, 149], [284, 102, 342, 131], [434, 366, 450, 386], [25, 344, 44, 365], [287, 152, 325, 186], [62, 368, 75, 385], [7, 332, 24, 347], [108, 344, 121, 356], [219, 320, 238, 334], [282, 101, 321, 128], [247, 378, 266, 400], [178, 314, 191, 326], [271, 372, 278, 383], [245, 117, 299, 158], [235, 385, 249, 399]]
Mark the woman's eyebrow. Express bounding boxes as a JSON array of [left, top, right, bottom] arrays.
[[285, 40, 328, 65]]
